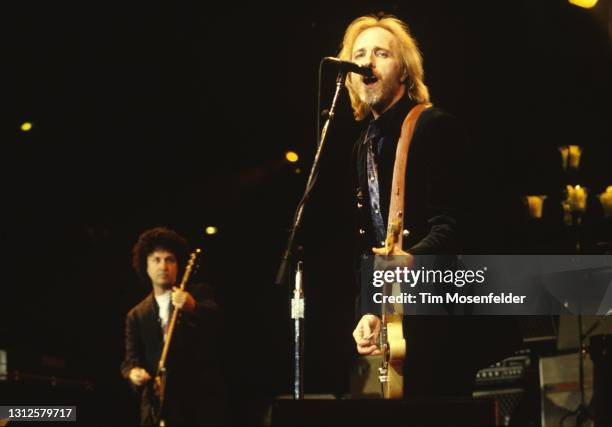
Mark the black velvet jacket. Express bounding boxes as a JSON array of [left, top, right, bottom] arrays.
[[121, 284, 225, 425], [353, 94, 466, 255], [352, 96, 521, 396]]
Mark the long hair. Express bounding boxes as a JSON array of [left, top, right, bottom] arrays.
[[131, 227, 189, 286], [338, 14, 431, 121]]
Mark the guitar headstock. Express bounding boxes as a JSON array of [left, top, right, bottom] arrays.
[[179, 249, 201, 289], [186, 249, 198, 270], [191, 248, 203, 276], [384, 212, 403, 255]]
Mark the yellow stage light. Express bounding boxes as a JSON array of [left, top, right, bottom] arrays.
[[21, 122, 33, 132], [285, 151, 299, 163], [205, 226, 217, 235], [569, 0, 598, 9]]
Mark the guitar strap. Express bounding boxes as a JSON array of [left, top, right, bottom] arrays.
[[387, 103, 431, 248], [385, 103, 430, 316]]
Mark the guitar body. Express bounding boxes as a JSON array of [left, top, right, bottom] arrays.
[[148, 371, 166, 427], [154, 369, 167, 408], [382, 314, 406, 399], [378, 214, 407, 400]]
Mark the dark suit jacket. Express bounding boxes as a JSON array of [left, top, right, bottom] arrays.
[[121, 284, 225, 426], [354, 96, 464, 255], [352, 96, 520, 396]]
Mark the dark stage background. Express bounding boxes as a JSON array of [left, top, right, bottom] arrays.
[[1, 1, 611, 425]]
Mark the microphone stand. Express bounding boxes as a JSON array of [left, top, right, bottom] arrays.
[[560, 312, 595, 427], [274, 70, 348, 399], [560, 219, 594, 427], [292, 262, 304, 399]]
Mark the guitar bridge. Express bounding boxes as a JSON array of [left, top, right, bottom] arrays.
[[378, 367, 388, 384]]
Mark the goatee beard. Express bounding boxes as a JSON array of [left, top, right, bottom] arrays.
[[361, 87, 384, 110], [362, 90, 391, 113]]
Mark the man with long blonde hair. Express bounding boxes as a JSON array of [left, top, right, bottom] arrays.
[[339, 15, 430, 122], [343, 14, 482, 397]]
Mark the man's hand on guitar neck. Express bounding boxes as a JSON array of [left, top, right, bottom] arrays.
[[353, 314, 383, 355], [171, 287, 196, 312], [129, 367, 152, 386], [372, 245, 414, 272], [353, 247, 414, 356], [372, 245, 413, 259]]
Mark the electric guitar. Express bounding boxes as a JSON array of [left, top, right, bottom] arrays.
[[151, 249, 200, 426], [375, 103, 428, 399], [378, 212, 406, 399]]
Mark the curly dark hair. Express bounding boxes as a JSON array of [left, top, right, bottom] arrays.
[[132, 227, 189, 285]]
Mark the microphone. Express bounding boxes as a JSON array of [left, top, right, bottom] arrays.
[[324, 57, 374, 78]]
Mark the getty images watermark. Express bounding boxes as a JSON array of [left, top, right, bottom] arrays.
[[371, 264, 526, 305], [359, 254, 612, 316]]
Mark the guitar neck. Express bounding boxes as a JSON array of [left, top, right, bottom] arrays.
[[157, 250, 199, 373]]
